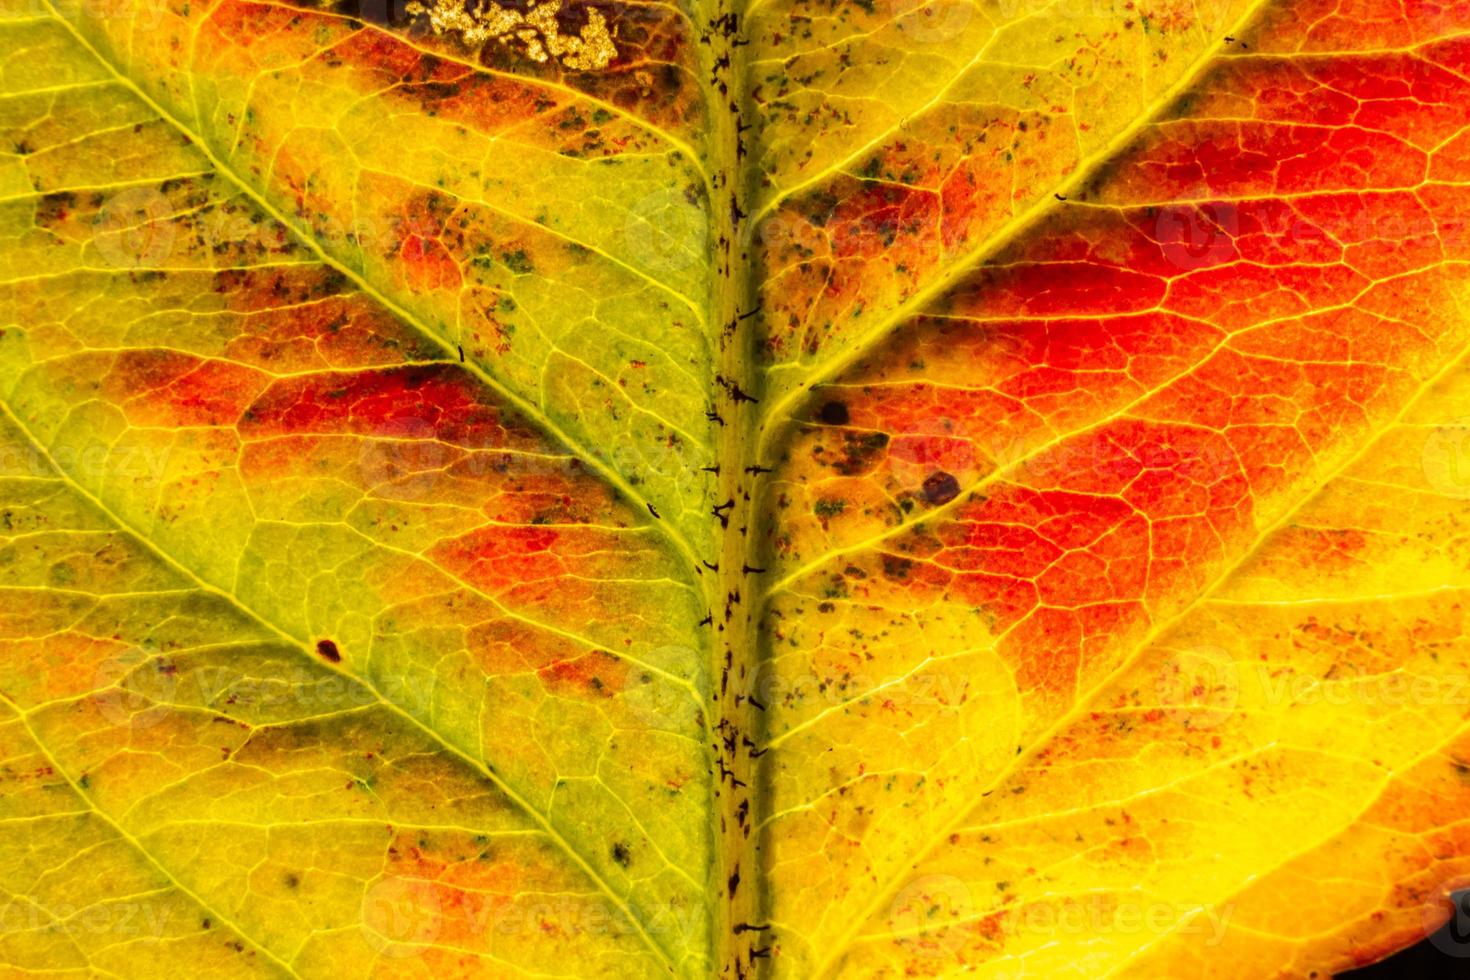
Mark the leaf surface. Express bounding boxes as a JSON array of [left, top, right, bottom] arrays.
[[0, 0, 1468, 977]]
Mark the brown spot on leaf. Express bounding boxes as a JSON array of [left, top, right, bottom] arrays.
[[816, 400, 850, 425], [882, 555, 914, 580], [833, 431, 889, 476], [923, 471, 961, 505]]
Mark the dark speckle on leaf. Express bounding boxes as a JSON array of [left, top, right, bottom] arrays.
[[612, 842, 631, 867], [923, 471, 961, 505], [315, 639, 341, 663], [833, 431, 888, 476], [816, 400, 850, 425], [502, 249, 534, 274]]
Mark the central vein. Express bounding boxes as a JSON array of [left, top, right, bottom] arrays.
[[699, 0, 770, 975]]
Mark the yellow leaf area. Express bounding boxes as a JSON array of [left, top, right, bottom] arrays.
[[0, 0, 1465, 978]]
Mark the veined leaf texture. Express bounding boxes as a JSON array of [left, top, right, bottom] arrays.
[[0, 0, 1468, 976]]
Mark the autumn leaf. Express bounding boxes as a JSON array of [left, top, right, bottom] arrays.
[[0, 0, 1468, 977]]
